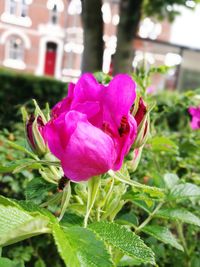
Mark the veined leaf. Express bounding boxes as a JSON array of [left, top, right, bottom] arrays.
[[89, 221, 155, 265], [0, 196, 51, 246], [142, 225, 183, 251], [16, 200, 57, 223], [168, 183, 200, 199], [156, 208, 200, 226], [52, 224, 113, 267]]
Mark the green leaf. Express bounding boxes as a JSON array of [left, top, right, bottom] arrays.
[[13, 161, 41, 173], [142, 225, 183, 251], [4, 140, 37, 159], [163, 173, 179, 189], [0, 159, 39, 174], [109, 170, 165, 198], [123, 192, 154, 213], [118, 255, 142, 266], [116, 212, 138, 226], [52, 224, 113, 267], [169, 183, 200, 199], [89, 221, 155, 265], [0, 258, 24, 267], [25, 177, 56, 203], [59, 182, 71, 221], [60, 212, 84, 227], [34, 259, 46, 267], [156, 208, 200, 226], [0, 196, 51, 246], [149, 136, 178, 153], [16, 200, 57, 223]]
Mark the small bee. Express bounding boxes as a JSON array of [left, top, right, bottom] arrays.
[[58, 176, 69, 192], [118, 116, 130, 137]]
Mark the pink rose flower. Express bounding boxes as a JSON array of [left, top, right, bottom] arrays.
[[44, 74, 138, 182], [188, 106, 200, 130]]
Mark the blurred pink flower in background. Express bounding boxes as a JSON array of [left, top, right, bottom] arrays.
[[44, 74, 139, 182], [188, 106, 200, 130], [146, 86, 156, 95]]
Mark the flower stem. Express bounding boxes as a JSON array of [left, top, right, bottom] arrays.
[[135, 202, 164, 234], [177, 223, 189, 256]]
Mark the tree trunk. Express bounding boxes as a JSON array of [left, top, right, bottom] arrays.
[[113, 0, 143, 74], [81, 0, 104, 73]]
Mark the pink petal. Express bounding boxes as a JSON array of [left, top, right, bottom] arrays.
[[112, 114, 137, 170], [61, 120, 116, 182], [72, 73, 103, 104], [71, 101, 100, 119], [52, 83, 75, 117], [104, 74, 136, 126], [44, 111, 88, 159]]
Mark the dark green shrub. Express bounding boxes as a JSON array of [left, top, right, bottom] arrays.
[[0, 68, 68, 129]]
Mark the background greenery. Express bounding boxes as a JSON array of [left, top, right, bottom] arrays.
[[0, 69, 67, 129], [0, 71, 199, 267]]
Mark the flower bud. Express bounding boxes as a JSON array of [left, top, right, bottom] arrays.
[[132, 97, 150, 148], [26, 114, 47, 155], [134, 97, 147, 126], [131, 146, 143, 172]]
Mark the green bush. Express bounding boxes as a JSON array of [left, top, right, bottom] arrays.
[[0, 68, 68, 129]]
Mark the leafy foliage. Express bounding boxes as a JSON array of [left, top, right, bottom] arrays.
[[53, 224, 113, 267], [0, 71, 200, 267], [89, 221, 155, 264]]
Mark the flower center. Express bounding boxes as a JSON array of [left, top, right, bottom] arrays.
[[118, 116, 130, 137], [102, 122, 113, 137]]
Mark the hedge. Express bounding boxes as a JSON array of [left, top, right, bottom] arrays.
[[0, 68, 68, 129]]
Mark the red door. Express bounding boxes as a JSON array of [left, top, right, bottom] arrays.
[[44, 42, 57, 76]]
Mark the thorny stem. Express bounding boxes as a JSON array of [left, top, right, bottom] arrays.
[[135, 202, 164, 234]]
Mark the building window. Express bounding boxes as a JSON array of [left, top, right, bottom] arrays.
[[47, 0, 64, 24], [3, 35, 26, 70], [50, 4, 58, 24], [8, 0, 17, 15], [2, 0, 32, 27], [7, 37, 24, 60], [6, 0, 30, 17], [63, 42, 83, 79], [21, 0, 29, 17]]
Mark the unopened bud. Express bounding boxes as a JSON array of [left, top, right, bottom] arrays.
[[128, 146, 144, 172], [26, 114, 47, 155], [134, 97, 147, 126], [133, 97, 150, 148]]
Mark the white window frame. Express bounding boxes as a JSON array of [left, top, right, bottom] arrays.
[[3, 35, 26, 70], [1, 0, 32, 27]]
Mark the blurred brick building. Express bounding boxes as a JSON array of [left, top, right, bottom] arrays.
[[0, 0, 119, 82], [1, 1, 200, 90], [0, 0, 83, 81]]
